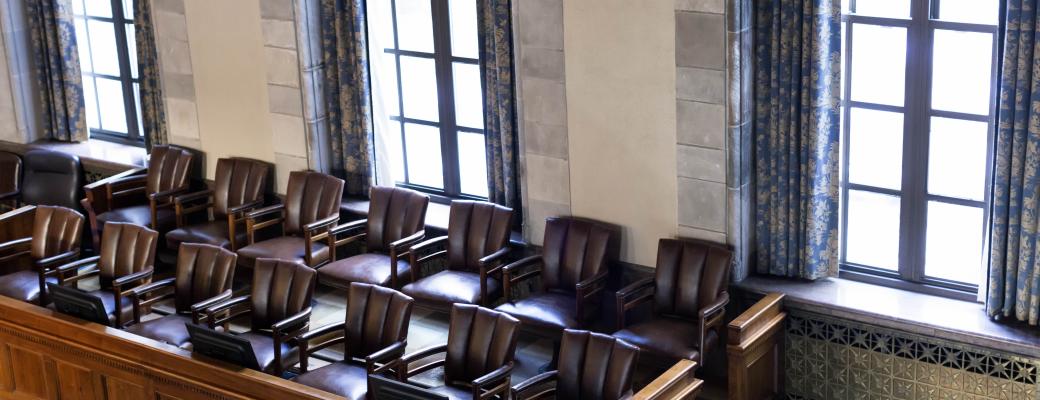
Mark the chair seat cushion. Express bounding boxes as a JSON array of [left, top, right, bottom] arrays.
[[237, 331, 299, 374], [401, 270, 500, 306], [0, 270, 56, 303], [495, 292, 577, 331], [292, 361, 368, 400], [236, 237, 329, 269], [427, 384, 473, 400], [97, 205, 174, 230], [166, 220, 246, 250], [90, 290, 135, 326], [318, 253, 411, 289], [612, 316, 713, 362], [125, 314, 194, 348]]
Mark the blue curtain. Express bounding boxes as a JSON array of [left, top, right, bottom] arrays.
[[135, 0, 167, 150], [321, 0, 374, 197], [987, 0, 1040, 325], [27, 0, 87, 142], [753, 0, 841, 279], [479, 0, 519, 211]]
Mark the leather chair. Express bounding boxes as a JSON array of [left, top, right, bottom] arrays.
[[511, 329, 639, 400], [21, 149, 85, 211], [0, 206, 83, 305], [401, 201, 512, 307], [166, 158, 271, 251], [203, 258, 316, 376], [293, 282, 414, 399], [397, 304, 520, 400], [236, 171, 343, 271], [124, 243, 236, 348], [496, 217, 619, 333], [0, 151, 21, 211], [84, 145, 194, 245], [318, 186, 429, 290], [612, 238, 732, 366], [55, 222, 159, 328]]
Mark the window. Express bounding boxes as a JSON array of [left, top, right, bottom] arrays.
[[73, 0, 143, 145], [839, 0, 999, 296], [366, 0, 489, 199]]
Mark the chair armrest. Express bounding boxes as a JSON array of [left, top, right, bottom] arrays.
[[272, 307, 312, 339], [365, 340, 407, 374], [0, 237, 32, 254], [35, 250, 80, 271], [388, 230, 425, 254], [615, 277, 655, 330], [327, 219, 367, 257], [226, 199, 265, 216], [472, 362, 514, 396], [576, 271, 609, 297], [107, 175, 148, 202], [502, 255, 543, 302], [204, 295, 252, 328], [409, 235, 448, 254], [56, 255, 101, 275], [399, 343, 449, 380], [511, 371, 558, 399], [104, 174, 147, 188], [303, 214, 340, 233], [111, 268, 154, 291], [130, 277, 175, 299], [478, 246, 511, 270], [297, 320, 347, 373], [699, 292, 730, 320], [399, 343, 447, 365], [408, 236, 449, 283], [329, 218, 366, 236], [245, 204, 285, 244], [247, 204, 285, 219], [173, 189, 213, 205], [189, 290, 234, 325], [130, 277, 175, 324], [298, 321, 347, 343], [148, 186, 190, 202], [0, 190, 18, 200], [502, 255, 542, 275]]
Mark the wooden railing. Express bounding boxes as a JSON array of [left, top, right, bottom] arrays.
[[0, 296, 334, 400], [727, 292, 786, 400], [634, 359, 703, 400]]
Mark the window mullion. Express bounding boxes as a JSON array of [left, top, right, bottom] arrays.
[[900, 0, 934, 283], [110, 0, 140, 142], [431, 0, 460, 197]]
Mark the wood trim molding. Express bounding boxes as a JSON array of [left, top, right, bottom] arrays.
[[633, 359, 703, 400], [0, 296, 332, 400], [727, 292, 786, 400]]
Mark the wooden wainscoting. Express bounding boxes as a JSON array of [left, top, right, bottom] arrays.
[[634, 359, 703, 400], [0, 296, 333, 400], [727, 292, 786, 400]]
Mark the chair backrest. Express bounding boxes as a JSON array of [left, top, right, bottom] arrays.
[[653, 238, 732, 320], [97, 222, 158, 288], [30, 205, 83, 260], [0, 151, 20, 199], [365, 186, 429, 253], [343, 282, 413, 359], [250, 258, 315, 329], [174, 243, 237, 314], [146, 145, 194, 198], [446, 201, 512, 271], [212, 158, 270, 218], [540, 217, 619, 293], [557, 329, 639, 400], [444, 304, 520, 384], [21, 150, 83, 210], [283, 171, 344, 236]]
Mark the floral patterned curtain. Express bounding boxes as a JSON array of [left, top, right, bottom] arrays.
[[753, 0, 841, 279], [135, 0, 167, 150], [479, 0, 519, 211], [27, 0, 87, 142], [987, 0, 1040, 325], [321, 0, 374, 197]]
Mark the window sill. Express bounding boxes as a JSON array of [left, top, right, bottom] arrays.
[[735, 275, 1040, 358], [0, 139, 146, 174], [340, 195, 526, 246]]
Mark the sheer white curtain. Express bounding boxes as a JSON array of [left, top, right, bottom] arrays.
[[366, 0, 396, 187]]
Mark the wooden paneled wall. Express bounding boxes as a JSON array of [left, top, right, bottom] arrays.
[[0, 296, 333, 400], [727, 292, 786, 400]]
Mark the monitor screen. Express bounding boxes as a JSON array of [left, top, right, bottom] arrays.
[[186, 324, 261, 371], [368, 375, 449, 400], [46, 283, 110, 326]]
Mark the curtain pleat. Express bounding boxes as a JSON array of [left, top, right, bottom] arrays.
[[27, 0, 87, 142], [752, 0, 841, 279], [136, 0, 167, 150], [479, 0, 519, 211]]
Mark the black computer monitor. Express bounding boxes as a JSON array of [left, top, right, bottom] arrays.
[[46, 283, 110, 326], [368, 375, 449, 400], [186, 324, 261, 371]]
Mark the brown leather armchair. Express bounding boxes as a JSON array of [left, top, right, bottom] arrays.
[[396, 304, 520, 400], [511, 329, 639, 400], [496, 217, 618, 333], [84, 145, 194, 246], [203, 258, 316, 376], [318, 186, 429, 290], [124, 243, 236, 348], [55, 222, 159, 328], [612, 238, 732, 366], [21, 149, 86, 211], [166, 158, 271, 251], [0, 151, 21, 211], [401, 201, 512, 307], [293, 282, 413, 399], [0, 206, 83, 305], [235, 171, 343, 271]]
